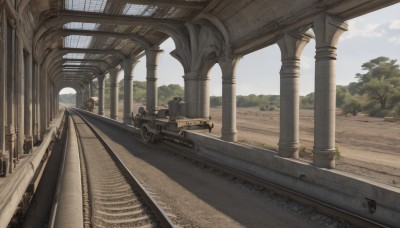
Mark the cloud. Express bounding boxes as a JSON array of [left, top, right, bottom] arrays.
[[389, 20, 400, 30], [341, 20, 385, 40], [388, 36, 400, 45]]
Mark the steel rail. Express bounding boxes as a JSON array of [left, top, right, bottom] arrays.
[[66, 107, 175, 228]]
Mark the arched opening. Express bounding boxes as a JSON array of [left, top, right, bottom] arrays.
[[129, 37, 185, 117], [208, 64, 222, 136], [297, 32, 316, 159], [157, 38, 185, 106], [233, 44, 281, 149], [328, 4, 400, 181], [58, 87, 77, 107]]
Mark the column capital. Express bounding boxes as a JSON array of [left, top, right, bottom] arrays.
[[108, 68, 119, 83], [277, 31, 313, 60], [313, 14, 348, 49], [219, 55, 242, 81], [123, 57, 140, 71], [97, 74, 105, 82], [146, 46, 163, 66]]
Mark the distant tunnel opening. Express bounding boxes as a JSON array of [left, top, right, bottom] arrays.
[[59, 87, 77, 107]]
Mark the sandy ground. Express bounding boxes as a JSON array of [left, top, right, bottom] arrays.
[[94, 102, 400, 188]]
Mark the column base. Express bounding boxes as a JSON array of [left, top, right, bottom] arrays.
[[23, 136, 34, 154], [111, 115, 118, 120], [278, 141, 299, 158], [98, 112, 104, 116], [0, 152, 9, 177], [221, 131, 237, 142], [312, 148, 336, 169]]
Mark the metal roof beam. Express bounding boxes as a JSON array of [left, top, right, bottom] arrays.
[[44, 29, 153, 48], [123, 0, 207, 10], [35, 10, 183, 46]]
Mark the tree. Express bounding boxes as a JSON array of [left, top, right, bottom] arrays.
[[133, 81, 146, 103], [355, 57, 400, 115], [342, 97, 362, 116], [300, 92, 314, 109], [158, 84, 184, 104], [362, 78, 395, 109], [210, 96, 222, 107], [59, 93, 76, 104], [336, 85, 350, 107]]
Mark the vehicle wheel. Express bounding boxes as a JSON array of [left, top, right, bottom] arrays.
[[141, 124, 155, 143]]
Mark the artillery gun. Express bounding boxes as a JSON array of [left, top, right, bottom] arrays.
[[85, 97, 98, 112], [132, 97, 213, 144]]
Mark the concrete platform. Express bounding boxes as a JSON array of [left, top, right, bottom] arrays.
[[0, 111, 65, 228]]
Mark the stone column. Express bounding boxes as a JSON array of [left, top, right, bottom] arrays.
[[24, 51, 33, 153], [219, 56, 241, 142], [123, 58, 139, 124], [47, 77, 51, 124], [34, 63, 40, 141], [79, 90, 83, 108], [277, 31, 312, 158], [0, 8, 7, 175], [90, 81, 95, 97], [183, 72, 197, 118], [6, 21, 16, 173], [85, 83, 90, 108], [15, 34, 25, 157], [145, 47, 163, 113], [312, 15, 347, 168], [16, 36, 25, 155], [49, 83, 54, 118], [53, 84, 57, 116], [182, 72, 210, 118], [109, 68, 119, 120], [56, 95, 59, 112], [39, 66, 49, 137], [197, 77, 210, 118], [87, 82, 92, 99], [98, 75, 105, 116], [76, 91, 80, 108]]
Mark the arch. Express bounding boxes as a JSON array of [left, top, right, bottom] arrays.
[[17, 0, 30, 16], [186, 19, 225, 76], [33, 10, 182, 51], [195, 13, 230, 48], [154, 24, 191, 73], [58, 87, 77, 95]]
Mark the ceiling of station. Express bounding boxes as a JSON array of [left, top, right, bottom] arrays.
[[27, 0, 399, 88], [31, 0, 209, 84]]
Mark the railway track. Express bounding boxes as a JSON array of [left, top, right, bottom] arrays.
[[74, 108, 387, 228], [66, 108, 175, 228]]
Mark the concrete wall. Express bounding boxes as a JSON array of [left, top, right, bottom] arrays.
[[185, 132, 400, 227]]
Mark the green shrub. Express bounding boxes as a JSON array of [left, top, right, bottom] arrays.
[[259, 105, 268, 111], [342, 97, 362, 116], [335, 146, 341, 157]]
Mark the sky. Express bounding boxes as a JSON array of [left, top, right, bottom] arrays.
[[60, 3, 400, 95]]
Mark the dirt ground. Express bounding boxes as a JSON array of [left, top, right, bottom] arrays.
[[209, 106, 400, 188], [97, 102, 400, 188]]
